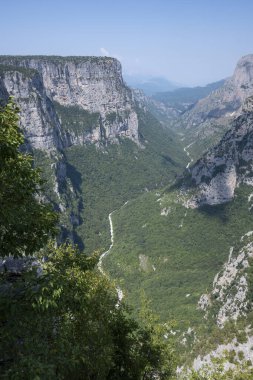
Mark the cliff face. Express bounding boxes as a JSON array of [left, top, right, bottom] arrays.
[[0, 66, 63, 151], [186, 97, 253, 207], [0, 56, 139, 145]]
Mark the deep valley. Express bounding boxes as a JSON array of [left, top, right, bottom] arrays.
[[1, 53, 253, 378]]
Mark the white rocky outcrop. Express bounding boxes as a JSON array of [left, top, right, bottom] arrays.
[[191, 164, 237, 206], [192, 333, 253, 374], [198, 238, 253, 328]]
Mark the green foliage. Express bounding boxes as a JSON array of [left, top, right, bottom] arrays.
[[0, 243, 114, 378], [0, 64, 37, 78], [106, 111, 117, 123], [0, 56, 117, 68], [104, 184, 253, 332], [53, 101, 100, 134], [137, 291, 176, 380], [0, 98, 57, 257], [0, 243, 175, 379]]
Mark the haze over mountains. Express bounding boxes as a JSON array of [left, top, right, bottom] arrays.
[[1, 53, 253, 377], [124, 74, 179, 95]]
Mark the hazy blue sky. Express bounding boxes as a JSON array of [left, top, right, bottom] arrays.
[[1, 0, 253, 85]]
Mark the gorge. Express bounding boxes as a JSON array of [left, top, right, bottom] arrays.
[[1, 53, 253, 377]]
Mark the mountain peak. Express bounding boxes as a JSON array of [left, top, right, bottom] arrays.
[[233, 54, 253, 87]]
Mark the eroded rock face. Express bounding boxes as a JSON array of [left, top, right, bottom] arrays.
[[0, 68, 63, 151], [0, 56, 139, 145], [187, 100, 253, 206], [197, 237, 253, 328]]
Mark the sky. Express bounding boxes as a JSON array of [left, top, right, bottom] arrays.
[[1, 0, 253, 86]]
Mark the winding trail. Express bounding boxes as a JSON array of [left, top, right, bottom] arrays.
[[97, 211, 115, 276], [98, 201, 129, 304], [183, 141, 195, 170]]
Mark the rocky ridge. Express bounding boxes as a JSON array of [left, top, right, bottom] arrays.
[[198, 235, 253, 328], [175, 54, 253, 148], [184, 96, 253, 207]]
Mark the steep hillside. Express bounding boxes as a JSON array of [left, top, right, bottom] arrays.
[[186, 96, 253, 207], [175, 54, 253, 162]]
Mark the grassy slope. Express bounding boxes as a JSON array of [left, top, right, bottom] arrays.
[[64, 110, 187, 254], [104, 185, 253, 331]]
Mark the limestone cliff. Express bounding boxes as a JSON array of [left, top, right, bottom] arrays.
[[0, 65, 62, 151], [0, 56, 139, 145]]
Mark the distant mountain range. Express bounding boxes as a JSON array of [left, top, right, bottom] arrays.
[[172, 54, 253, 160], [123, 74, 179, 95], [153, 79, 226, 109]]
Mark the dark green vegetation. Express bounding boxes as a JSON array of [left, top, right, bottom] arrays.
[[104, 185, 253, 330], [0, 99, 57, 257], [0, 64, 37, 78], [54, 101, 100, 134], [64, 110, 187, 253], [0, 100, 175, 379], [1, 243, 175, 379], [154, 80, 225, 109]]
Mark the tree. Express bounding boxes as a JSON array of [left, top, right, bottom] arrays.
[[1, 243, 176, 379], [0, 98, 57, 258]]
